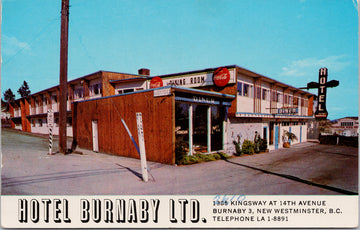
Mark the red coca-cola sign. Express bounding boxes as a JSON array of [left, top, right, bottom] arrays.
[[150, 76, 163, 88], [213, 67, 230, 87]]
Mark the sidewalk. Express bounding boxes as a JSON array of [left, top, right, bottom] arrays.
[[1, 128, 358, 195]]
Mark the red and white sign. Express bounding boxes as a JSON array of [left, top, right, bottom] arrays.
[[213, 67, 230, 87], [150, 77, 163, 88]]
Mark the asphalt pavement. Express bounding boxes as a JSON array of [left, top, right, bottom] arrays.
[[1, 128, 358, 195]]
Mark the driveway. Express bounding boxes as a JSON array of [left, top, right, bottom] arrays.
[[1, 128, 358, 195]]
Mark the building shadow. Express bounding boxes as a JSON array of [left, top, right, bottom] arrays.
[[223, 159, 358, 195]]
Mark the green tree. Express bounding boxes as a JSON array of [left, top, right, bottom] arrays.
[[318, 120, 333, 134], [17, 81, 31, 98], [3, 88, 16, 110], [3, 88, 16, 103]]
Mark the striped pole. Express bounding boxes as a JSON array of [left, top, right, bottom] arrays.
[[48, 126, 53, 155], [47, 109, 54, 155]]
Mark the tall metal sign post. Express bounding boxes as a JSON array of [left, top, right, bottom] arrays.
[[305, 68, 339, 120], [136, 112, 149, 182], [59, 0, 69, 153]]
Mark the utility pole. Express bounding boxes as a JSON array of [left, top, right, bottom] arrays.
[[59, 0, 69, 153]]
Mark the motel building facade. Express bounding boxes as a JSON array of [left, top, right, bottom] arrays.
[[8, 65, 314, 164]]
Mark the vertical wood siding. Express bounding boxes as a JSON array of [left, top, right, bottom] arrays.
[[73, 90, 175, 164]]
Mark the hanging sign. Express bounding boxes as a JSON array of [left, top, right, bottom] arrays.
[[150, 76, 163, 88], [315, 68, 328, 119], [306, 68, 339, 120], [213, 67, 230, 87]]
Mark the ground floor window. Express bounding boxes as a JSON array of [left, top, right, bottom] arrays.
[[175, 102, 226, 156], [211, 105, 225, 151], [175, 103, 190, 154], [193, 104, 208, 153]]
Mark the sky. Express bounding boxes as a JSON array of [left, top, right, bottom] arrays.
[[1, 0, 358, 120]]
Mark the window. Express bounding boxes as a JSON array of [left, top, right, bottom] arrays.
[[271, 91, 276, 102], [39, 119, 43, 127], [284, 95, 288, 104], [74, 88, 84, 99], [237, 82, 242, 96], [211, 106, 225, 151], [262, 89, 268, 100], [243, 84, 249, 97], [256, 87, 261, 99], [293, 97, 298, 106], [67, 117, 72, 127], [175, 103, 190, 155], [43, 96, 48, 105], [341, 122, 354, 127], [52, 95, 57, 103], [276, 93, 281, 103], [90, 83, 102, 96], [118, 88, 135, 94], [123, 89, 134, 94], [32, 119, 36, 127], [135, 88, 144, 91]]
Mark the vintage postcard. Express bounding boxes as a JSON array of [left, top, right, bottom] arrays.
[[1, 0, 358, 228]]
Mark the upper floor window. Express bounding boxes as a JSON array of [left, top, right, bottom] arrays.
[[243, 84, 250, 97], [74, 88, 84, 99], [262, 89, 268, 100], [276, 93, 281, 103], [43, 96, 48, 105], [341, 122, 354, 127], [255, 87, 261, 99], [118, 88, 135, 94], [90, 83, 102, 96], [237, 82, 242, 96], [51, 95, 58, 103], [293, 97, 299, 106]]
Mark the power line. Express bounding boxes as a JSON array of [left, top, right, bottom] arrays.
[[2, 17, 60, 66]]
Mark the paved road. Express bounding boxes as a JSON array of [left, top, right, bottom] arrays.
[[1, 128, 358, 195]]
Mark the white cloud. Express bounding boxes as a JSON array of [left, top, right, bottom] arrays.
[[279, 55, 351, 78], [2, 35, 30, 57]]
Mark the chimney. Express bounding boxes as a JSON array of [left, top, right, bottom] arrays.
[[138, 68, 150, 76]]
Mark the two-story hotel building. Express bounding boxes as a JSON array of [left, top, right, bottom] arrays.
[[9, 65, 314, 164]]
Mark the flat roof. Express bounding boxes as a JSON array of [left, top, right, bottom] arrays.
[[74, 86, 236, 104], [14, 64, 314, 102], [151, 65, 314, 96]]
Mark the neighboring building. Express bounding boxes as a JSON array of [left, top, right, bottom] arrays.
[[1, 100, 11, 128], [9, 65, 315, 164], [329, 117, 359, 136]]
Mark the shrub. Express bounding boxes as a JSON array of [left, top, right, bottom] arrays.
[[177, 152, 230, 165], [179, 155, 200, 165], [216, 152, 231, 159], [212, 153, 222, 160], [259, 138, 268, 152], [242, 140, 255, 155], [175, 141, 188, 165]]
